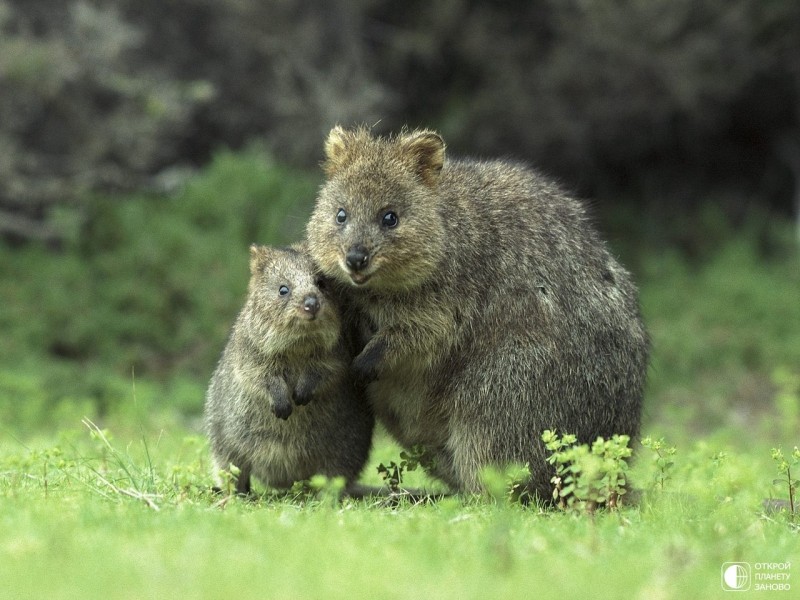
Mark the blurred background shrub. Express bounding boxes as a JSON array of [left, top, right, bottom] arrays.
[[2, 0, 799, 246]]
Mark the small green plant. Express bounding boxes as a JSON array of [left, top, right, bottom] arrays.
[[217, 464, 242, 498], [10, 445, 72, 499], [770, 445, 800, 522], [542, 430, 632, 513], [309, 474, 347, 506], [40, 447, 61, 499], [377, 445, 433, 493], [592, 436, 633, 510], [376, 461, 403, 492], [480, 463, 532, 504], [542, 429, 577, 508], [285, 475, 347, 507], [169, 436, 208, 494], [710, 450, 728, 467], [641, 436, 677, 491]]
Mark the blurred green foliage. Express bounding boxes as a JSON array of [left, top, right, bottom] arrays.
[[640, 235, 800, 447]]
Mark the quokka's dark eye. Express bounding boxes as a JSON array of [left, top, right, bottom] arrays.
[[314, 277, 327, 291], [381, 211, 399, 228], [279, 285, 290, 296], [336, 208, 347, 225]]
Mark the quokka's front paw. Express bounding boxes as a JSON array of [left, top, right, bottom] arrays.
[[292, 385, 314, 406], [271, 396, 293, 420], [352, 339, 386, 383], [293, 370, 323, 406]]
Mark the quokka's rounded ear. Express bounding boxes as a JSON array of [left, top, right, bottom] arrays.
[[249, 244, 270, 275], [399, 129, 446, 187], [323, 125, 353, 177]]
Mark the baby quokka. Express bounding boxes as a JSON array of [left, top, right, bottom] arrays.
[[204, 243, 373, 494]]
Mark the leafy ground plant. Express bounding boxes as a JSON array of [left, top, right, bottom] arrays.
[[376, 445, 434, 493], [770, 445, 800, 523], [479, 463, 533, 504], [640, 435, 677, 491], [542, 430, 632, 513]]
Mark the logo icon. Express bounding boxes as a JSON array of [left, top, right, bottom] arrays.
[[722, 562, 751, 591]]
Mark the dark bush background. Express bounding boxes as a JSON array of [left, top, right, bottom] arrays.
[[3, 0, 800, 244]]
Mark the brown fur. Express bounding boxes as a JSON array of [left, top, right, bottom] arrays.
[[204, 243, 374, 494], [306, 126, 649, 500]]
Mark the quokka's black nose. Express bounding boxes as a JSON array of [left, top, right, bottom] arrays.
[[345, 245, 370, 272], [303, 295, 320, 316]]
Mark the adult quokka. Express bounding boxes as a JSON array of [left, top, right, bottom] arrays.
[[306, 126, 649, 500]]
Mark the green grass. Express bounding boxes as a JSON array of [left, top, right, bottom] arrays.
[[1, 419, 796, 600]]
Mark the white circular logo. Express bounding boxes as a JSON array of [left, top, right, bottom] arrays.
[[723, 563, 750, 590]]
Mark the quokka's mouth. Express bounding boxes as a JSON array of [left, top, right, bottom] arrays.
[[349, 272, 371, 285], [338, 255, 375, 286]]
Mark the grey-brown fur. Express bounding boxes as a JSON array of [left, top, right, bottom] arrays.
[[204, 243, 374, 494], [306, 126, 649, 500]]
